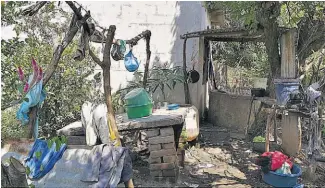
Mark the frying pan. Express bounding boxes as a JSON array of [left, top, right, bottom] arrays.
[[187, 60, 200, 83]]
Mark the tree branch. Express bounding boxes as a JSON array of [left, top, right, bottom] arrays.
[[27, 8, 89, 139], [21, 1, 48, 16], [143, 32, 151, 88], [89, 49, 104, 67]]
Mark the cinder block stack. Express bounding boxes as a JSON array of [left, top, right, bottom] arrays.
[[146, 127, 179, 183]]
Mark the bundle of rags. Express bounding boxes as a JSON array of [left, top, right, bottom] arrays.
[[255, 151, 293, 173], [81, 144, 133, 188]]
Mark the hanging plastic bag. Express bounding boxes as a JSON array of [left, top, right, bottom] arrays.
[[111, 39, 126, 61], [124, 50, 139, 72]]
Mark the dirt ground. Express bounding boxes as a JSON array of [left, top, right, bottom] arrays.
[[2, 123, 325, 188], [131, 123, 325, 188]]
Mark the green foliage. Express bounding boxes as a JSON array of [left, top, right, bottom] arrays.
[[1, 107, 29, 140], [253, 136, 266, 143], [116, 65, 185, 103], [1, 2, 96, 138]]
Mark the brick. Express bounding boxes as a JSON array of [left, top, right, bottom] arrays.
[[67, 136, 86, 145], [150, 170, 162, 177], [162, 169, 177, 177], [154, 177, 176, 184], [146, 129, 160, 137], [149, 135, 174, 145], [159, 127, 174, 136], [149, 157, 162, 164], [150, 163, 175, 171], [163, 156, 177, 163], [150, 149, 176, 158], [149, 144, 161, 151], [162, 143, 175, 149]]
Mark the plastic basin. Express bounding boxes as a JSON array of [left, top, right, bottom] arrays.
[[125, 103, 153, 119], [262, 164, 302, 188], [274, 80, 300, 107], [124, 88, 152, 106], [167, 104, 179, 110]]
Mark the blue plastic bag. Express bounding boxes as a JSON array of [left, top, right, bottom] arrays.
[[16, 74, 46, 138], [124, 50, 139, 72], [25, 138, 67, 180]]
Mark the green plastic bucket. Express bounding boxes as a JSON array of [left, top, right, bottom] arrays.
[[124, 88, 151, 106], [125, 103, 153, 119]]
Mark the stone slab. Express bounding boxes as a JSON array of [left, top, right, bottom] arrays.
[[148, 136, 174, 145], [116, 108, 188, 131]]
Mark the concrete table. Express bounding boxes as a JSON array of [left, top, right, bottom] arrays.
[[116, 107, 188, 183]]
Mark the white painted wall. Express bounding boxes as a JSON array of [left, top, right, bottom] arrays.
[[82, 1, 210, 114], [1, 1, 210, 115]]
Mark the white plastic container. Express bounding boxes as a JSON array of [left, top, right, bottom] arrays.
[[182, 106, 200, 142]]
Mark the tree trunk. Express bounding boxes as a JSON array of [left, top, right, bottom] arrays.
[[256, 2, 281, 98], [102, 25, 121, 147]]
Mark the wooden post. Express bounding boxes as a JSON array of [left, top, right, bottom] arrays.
[[183, 37, 191, 104], [101, 25, 122, 146], [265, 107, 275, 152], [143, 31, 151, 88], [280, 28, 302, 157]]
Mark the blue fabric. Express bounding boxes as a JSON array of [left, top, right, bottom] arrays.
[[124, 50, 139, 72], [25, 139, 67, 180], [16, 74, 46, 138]]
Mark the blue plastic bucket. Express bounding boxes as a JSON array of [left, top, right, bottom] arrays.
[[274, 80, 300, 106], [262, 164, 302, 188]]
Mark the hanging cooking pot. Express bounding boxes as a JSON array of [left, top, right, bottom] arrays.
[[111, 39, 126, 61], [187, 62, 200, 83]]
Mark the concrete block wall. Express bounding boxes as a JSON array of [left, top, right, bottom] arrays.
[[79, 1, 210, 115]]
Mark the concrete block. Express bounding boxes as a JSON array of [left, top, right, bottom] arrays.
[[67, 136, 86, 145], [162, 143, 175, 149], [150, 163, 175, 171], [162, 169, 177, 177], [150, 170, 162, 177], [149, 157, 162, 164], [146, 129, 160, 138], [153, 176, 176, 184], [160, 127, 174, 136], [148, 135, 174, 145], [150, 149, 176, 158], [163, 156, 177, 163], [149, 144, 162, 151]]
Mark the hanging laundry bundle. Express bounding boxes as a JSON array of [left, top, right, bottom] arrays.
[[124, 50, 139, 72], [111, 39, 126, 61]]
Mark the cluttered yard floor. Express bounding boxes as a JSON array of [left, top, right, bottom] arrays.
[[131, 123, 325, 188], [2, 123, 325, 188]]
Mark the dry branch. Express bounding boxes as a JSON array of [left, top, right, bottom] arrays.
[[27, 7, 90, 138], [21, 1, 48, 16], [143, 32, 151, 88]]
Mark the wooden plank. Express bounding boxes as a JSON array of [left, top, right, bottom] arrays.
[[280, 29, 297, 78]]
